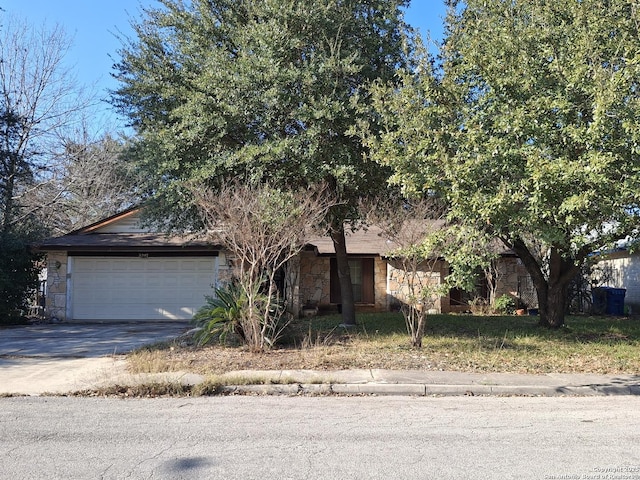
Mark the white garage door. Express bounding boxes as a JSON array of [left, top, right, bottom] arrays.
[[71, 256, 218, 320]]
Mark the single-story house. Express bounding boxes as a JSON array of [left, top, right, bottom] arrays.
[[297, 230, 532, 315], [34, 207, 533, 322]]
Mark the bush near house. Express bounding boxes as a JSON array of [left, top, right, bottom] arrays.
[[0, 232, 40, 325], [493, 295, 517, 316]]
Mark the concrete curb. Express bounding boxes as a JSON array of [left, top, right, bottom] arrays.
[[3, 358, 639, 397], [90, 369, 640, 397], [205, 369, 640, 397], [217, 382, 640, 397]]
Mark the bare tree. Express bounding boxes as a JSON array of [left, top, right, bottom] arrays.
[[364, 197, 448, 348], [193, 181, 334, 352], [366, 196, 498, 346], [483, 256, 505, 311], [0, 15, 99, 230], [0, 15, 93, 319], [24, 127, 138, 235]]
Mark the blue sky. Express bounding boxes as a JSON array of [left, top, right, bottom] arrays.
[[5, 1, 448, 130]]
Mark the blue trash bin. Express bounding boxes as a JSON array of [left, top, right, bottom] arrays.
[[606, 288, 626, 315], [592, 287, 626, 315], [592, 287, 608, 314]]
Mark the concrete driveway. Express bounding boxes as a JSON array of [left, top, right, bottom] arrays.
[[0, 322, 190, 395]]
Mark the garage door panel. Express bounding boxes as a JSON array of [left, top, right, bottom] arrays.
[[71, 256, 217, 320]]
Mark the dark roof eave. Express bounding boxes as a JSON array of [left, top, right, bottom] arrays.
[[33, 243, 223, 253]]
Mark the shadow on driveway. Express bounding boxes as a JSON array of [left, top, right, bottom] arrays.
[[0, 322, 190, 359]]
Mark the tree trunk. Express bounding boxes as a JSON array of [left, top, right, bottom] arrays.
[[536, 281, 569, 328], [541, 248, 580, 328], [542, 284, 569, 328], [1, 153, 17, 234], [508, 239, 579, 329], [330, 225, 356, 326]]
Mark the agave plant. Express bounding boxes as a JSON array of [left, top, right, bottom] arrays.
[[192, 283, 247, 346]]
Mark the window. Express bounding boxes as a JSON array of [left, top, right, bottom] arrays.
[[330, 258, 375, 304]]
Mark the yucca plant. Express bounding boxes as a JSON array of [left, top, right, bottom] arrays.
[[192, 283, 246, 346]]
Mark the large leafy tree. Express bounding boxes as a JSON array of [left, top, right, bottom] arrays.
[[112, 0, 412, 325], [368, 0, 640, 327]]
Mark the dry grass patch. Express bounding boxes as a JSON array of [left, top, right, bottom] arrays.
[[127, 313, 640, 376]]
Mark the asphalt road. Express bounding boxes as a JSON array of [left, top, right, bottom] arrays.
[[2, 396, 640, 480]]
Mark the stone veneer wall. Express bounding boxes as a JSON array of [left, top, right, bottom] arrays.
[[44, 248, 530, 321], [45, 252, 68, 321], [215, 252, 233, 286], [297, 252, 388, 314], [298, 252, 331, 308], [372, 257, 387, 311], [386, 256, 531, 313], [386, 259, 446, 313], [493, 257, 530, 302]]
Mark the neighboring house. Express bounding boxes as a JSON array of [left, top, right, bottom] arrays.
[[594, 240, 640, 314], [35, 208, 533, 322]]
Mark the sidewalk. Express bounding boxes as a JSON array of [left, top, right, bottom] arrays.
[[1, 323, 639, 397], [198, 368, 640, 397], [4, 359, 637, 397]]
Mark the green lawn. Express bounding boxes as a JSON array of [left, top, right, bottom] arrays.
[[129, 312, 640, 375], [287, 312, 640, 374]]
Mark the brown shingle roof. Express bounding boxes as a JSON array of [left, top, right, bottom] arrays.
[[34, 212, 515, 258], [305, 225, 397, 256]]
